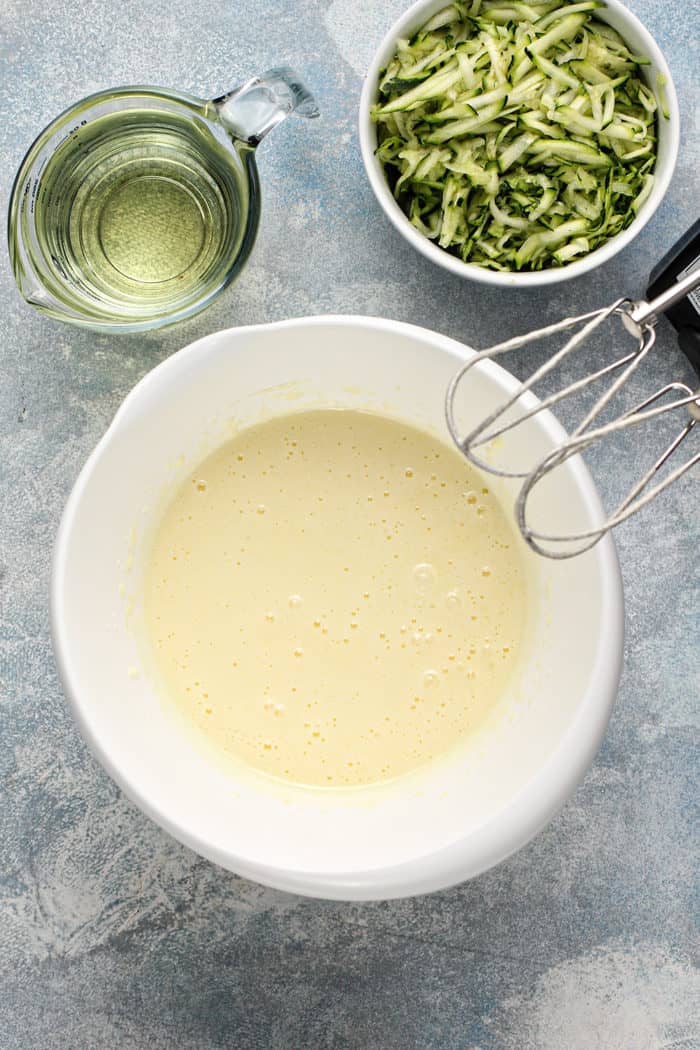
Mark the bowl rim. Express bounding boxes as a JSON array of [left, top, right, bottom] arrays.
[[358, 0, 680, 288], [51, 315, 625, 899]]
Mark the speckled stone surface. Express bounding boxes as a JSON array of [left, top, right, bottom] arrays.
[[1, 1, 698, 1047]]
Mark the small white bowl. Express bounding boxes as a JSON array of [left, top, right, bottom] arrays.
[[52, 317, 624, 900], [359, 0, 680, 287]]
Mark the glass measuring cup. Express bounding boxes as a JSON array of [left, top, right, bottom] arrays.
[[8, 68, 318, 333]]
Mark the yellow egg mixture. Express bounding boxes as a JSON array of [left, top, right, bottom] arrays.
[[144, 409, 527, 788]]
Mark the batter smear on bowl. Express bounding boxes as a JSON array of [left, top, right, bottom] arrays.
[[144, 409, 527, 787]]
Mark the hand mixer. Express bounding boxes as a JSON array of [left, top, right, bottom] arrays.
[[446, 221, 700, 558]]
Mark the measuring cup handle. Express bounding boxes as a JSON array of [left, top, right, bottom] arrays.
[[213, 67, 319, 146]]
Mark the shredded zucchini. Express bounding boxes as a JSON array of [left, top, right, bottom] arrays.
[[372, 0, 662, 272]]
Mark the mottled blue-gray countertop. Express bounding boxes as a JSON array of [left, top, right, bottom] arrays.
[[1, 1, 698, 1047]]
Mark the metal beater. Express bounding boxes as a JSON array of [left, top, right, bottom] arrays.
[[445, 265, 700, 559]]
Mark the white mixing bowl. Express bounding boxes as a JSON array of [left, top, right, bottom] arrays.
[[51, 317, 624, 899], [359, 0, 680, 287]]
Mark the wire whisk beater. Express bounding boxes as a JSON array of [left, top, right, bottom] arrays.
[[446, 261, 700, 558]]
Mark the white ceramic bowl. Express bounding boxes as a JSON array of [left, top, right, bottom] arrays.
[[359, 0, 680, 287], [52, 316, 624, 900]]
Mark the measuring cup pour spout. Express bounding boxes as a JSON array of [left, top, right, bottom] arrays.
[[212, 67, 319, 146]]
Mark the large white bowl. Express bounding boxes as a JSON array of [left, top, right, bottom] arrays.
[[51, 316, 624, 899], [359, 0, 680, 287]]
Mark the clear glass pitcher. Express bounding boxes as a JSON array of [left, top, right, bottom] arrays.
[[8, 69, 318, 333]]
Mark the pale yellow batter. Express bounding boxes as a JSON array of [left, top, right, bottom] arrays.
[[144, 409, 527, 788]]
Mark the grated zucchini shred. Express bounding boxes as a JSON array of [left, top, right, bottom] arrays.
[[372, 0, 663, 271]]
